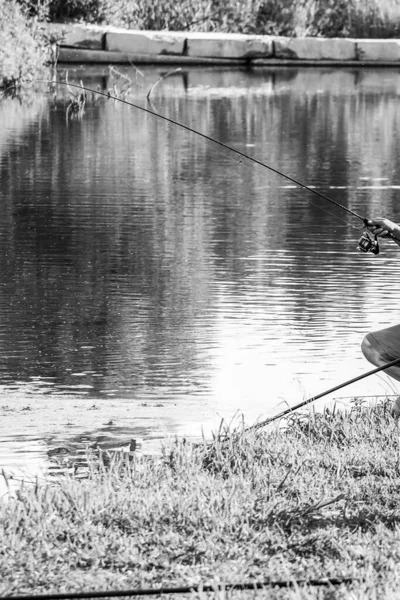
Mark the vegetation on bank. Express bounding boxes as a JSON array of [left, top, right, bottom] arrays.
[[2, 0, 400, 88], [31, 0, 400, 38], [0, 0, 53, 90], [2, 400, 400, 599]]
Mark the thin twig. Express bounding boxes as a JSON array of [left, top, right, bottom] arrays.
[[147, 68, 182, 100]]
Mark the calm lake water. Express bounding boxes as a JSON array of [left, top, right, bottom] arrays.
[[1, 66, 400, 487]]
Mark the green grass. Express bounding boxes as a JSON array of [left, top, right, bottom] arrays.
[[35, 0, 400, 38], [2, 399, 400, 598]]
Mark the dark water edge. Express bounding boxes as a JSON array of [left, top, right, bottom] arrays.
[[1, 65, 400, 492]]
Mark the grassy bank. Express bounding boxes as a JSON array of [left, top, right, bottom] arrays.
[[0, 0, 52, 90], [42, 0, 400, 38], [2, 400, 400, 598]]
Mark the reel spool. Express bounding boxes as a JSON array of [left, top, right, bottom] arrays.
[[357, 231, 379, 255]]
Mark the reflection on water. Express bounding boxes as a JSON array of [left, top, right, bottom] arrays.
[[1, 66, 400, 480]]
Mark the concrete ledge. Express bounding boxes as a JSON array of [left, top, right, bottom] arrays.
[[58, 47, 246, 65], [105, 30, 185, 55], [274, 37, 356, 60], [251, 58, 400, 67], [47, 24, 400, 65], [185, 32, 273, 59], [45, 23, 105, 50], [357, 39, 400, 62]]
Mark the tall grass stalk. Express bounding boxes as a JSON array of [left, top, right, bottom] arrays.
[[2, 400, 400, 598]]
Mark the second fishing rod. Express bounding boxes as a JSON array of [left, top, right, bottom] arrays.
[[38, 78, 391, 256]]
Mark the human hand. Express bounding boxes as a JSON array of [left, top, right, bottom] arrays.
[[365, 218, 400, 248], [365, 218, 397, 238]]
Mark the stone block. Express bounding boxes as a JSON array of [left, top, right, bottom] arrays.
[[105, 30, 185, 55], [57, 47, 247, 64], [57, 48, 135, 63], [185, 32, 273, 59], [274, 37, 356, 61], [45, 23, 105, 50], [356, 39, 400, 62]]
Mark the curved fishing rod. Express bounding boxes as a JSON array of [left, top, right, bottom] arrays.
[[37, 78, 366, 223], [34, 80, 400, 435], [248, 355, 400, 432]]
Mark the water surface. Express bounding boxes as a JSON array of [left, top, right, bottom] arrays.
[[1, 66, 400, 486]]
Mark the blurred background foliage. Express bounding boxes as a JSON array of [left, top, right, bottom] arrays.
[[19, 0, 400, 38], [2, 0, 400, 89]]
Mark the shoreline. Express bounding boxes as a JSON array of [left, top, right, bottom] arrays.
[[47, 23, 400, 66], [2, 400, 400, 598]]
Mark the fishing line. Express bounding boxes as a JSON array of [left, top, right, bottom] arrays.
[[148, 97, 360, 231], [35, 79, 367, 225], [179, 126, 360, 231]]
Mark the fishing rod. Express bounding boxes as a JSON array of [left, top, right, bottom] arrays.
[[4, 576, 358, 600], [248, 355, 400, 432], [28, 80, 400, 447], [35, 78, 390, 255]]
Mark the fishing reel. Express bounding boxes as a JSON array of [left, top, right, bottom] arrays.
[[357, 230, 380, 255]]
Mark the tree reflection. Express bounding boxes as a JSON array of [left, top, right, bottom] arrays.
[[1, 67, 400, 397]]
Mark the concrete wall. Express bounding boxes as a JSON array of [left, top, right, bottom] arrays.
[[46, 24, 400, 65]]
